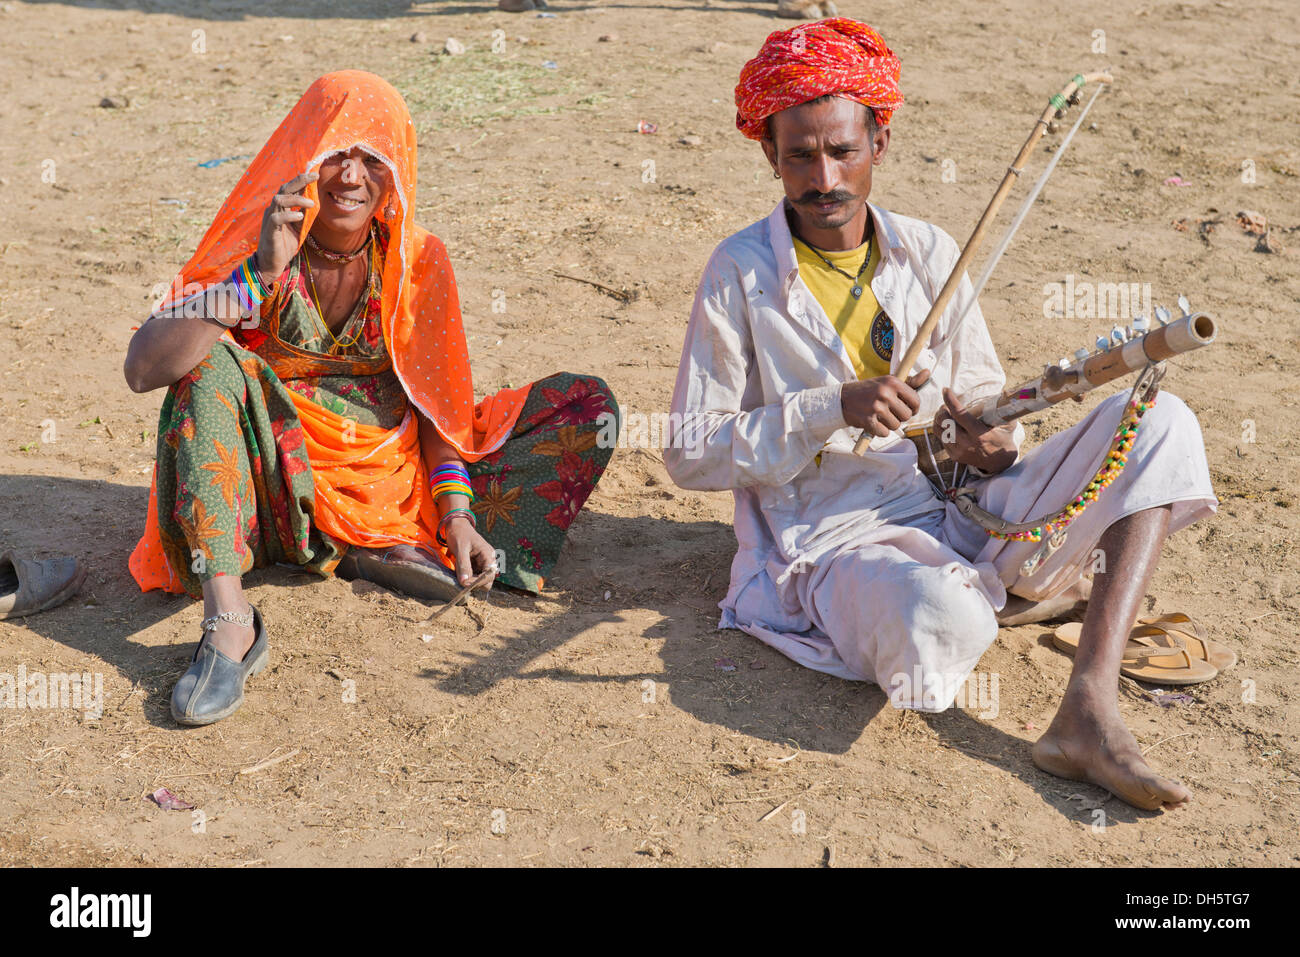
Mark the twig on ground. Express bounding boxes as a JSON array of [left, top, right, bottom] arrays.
[[758, 781, 825, 822], [238, 747, 301, 776], [552, 271, 637, 304], [1142, 732, 1193, 756], [425, 569, 495, 622]]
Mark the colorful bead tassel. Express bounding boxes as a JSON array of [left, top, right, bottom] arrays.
[[985, 396, 1155, 543]]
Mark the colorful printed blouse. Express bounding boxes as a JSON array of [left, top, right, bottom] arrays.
[[234, 224, 408, 431]]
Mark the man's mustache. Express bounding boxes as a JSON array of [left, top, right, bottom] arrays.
[[794, 189, 856, 206]]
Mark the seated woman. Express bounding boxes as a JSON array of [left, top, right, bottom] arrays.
[[125, 71, 618, 727]]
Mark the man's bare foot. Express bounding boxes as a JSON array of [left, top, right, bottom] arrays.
[[997, 577, 1092, 626], [1032, 687, 1190, 811]]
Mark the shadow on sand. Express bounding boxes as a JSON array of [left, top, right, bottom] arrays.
[[1, 473, 1145, 821]]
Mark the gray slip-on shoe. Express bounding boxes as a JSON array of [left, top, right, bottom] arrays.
[[0, 551, 86, 620], [171, 606, 269, 727]]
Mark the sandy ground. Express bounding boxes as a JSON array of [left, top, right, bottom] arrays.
[[0, 0, 1297, 867]]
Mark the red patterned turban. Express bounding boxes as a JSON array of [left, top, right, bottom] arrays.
[[735, 18, 903, 141]]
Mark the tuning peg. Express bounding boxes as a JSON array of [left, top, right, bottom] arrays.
[[1133, 313, 1150, 333], [1075, 348, 1090, 363], [1110, 326, 1126, 345], [1177, 294, 1191, 316], [1046, 120, 1060, 134], [1096, 336, 1110, 352], [1155, 305, 1172, 326]]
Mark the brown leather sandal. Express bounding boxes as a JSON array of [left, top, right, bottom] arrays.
[[1052, 621, 1219, 685], [1137, 613, 1236, 672]]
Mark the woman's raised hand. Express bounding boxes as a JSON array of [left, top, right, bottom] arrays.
[[253, 171, 317, 283]]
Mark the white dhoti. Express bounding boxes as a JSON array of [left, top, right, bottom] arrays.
[[722, 391, 1218, 710]]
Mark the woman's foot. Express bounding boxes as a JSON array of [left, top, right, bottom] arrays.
[[171, 605, 269, 726], [201, 609, 256, 661], [199, 574, 255, 659], [336, 544, 462, 601]]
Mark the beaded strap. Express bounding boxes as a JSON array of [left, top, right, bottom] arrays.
[[984, 394, 1155, 544]]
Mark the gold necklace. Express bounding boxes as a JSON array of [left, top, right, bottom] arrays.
[[302, 234, 374, 353]]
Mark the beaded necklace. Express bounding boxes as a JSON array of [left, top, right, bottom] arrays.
[[306, 224, 374, 263], [796, 236, 874, 299], [301, 232, 375, 354]]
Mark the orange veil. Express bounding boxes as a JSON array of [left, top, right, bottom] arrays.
[[130, 70, 529, 593]]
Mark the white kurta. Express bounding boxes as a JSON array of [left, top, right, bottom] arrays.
[[664, 201, 1217, 711]]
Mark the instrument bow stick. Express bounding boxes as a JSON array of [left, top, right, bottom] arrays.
[[851, 70, 1113, 456]]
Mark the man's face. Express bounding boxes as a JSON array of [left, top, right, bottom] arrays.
[[314, 146, 392, 233], [761, 97, 890, 232]]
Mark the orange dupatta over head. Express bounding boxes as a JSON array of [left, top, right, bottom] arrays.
[[130, 70, 529, 593]]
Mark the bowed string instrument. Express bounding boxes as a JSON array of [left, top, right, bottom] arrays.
[[851, 71, 1219, 575]]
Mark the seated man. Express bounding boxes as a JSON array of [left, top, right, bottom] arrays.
[[664, 19, 1217, 811], [125, 71, 617, 726]]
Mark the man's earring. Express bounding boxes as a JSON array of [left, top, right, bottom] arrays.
[[772, 169, 781, 179]]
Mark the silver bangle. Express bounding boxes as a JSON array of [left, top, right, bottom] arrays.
[[201, 286, 241, 329]]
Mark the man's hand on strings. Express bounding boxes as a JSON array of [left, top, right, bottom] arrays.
[[842, 369, 930, 438], [936, 387, 1018, 474]]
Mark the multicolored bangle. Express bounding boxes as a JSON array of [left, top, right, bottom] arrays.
[[436, 506, 476, 546], [430, 463, 474, 503], [228, 255, 269, 314]]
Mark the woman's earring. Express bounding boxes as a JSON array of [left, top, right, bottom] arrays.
[[384, 203, 397, 221]]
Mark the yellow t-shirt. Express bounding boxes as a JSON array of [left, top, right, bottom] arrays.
[[794, 235, 893, 380]]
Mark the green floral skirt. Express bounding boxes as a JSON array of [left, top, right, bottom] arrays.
[[152, 341, 619, 597]]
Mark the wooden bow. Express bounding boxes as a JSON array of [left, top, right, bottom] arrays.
[[852, 70, 1113, 456]]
